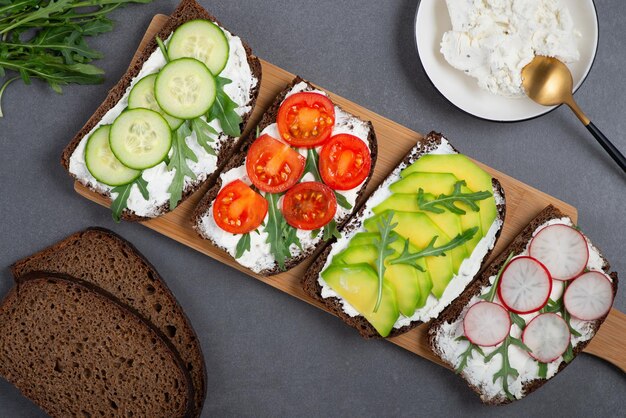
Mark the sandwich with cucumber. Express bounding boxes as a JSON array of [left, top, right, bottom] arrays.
[[62, 0, 262, 221], [428, 205, 618, 404], [302, 132, 506, 338], [193, 76, 377, 275]]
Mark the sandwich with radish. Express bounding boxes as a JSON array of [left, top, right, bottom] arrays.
[[428, 205, 619, 404]]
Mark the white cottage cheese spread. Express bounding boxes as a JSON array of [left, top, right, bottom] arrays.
[[196, 81, 372, 273], [69, 27, 258, 217], [441, 0, 580, 97], [434, 217, 608, 401]]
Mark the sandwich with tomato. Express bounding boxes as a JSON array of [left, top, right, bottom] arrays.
[[193, 77, 377, 275]]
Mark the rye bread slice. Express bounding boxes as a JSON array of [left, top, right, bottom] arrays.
[[427, 205, 619, 405], [302, 132, 507, 339], [0, 272, 193, 418], [61, 0, 262, 222], [191, 76, 378, 276], [11, 227, 207, 417]]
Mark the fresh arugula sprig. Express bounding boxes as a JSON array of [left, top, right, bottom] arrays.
[[389, 227, 478, 268], [418, 181, 492, 215], [207, 76, 242, 138], [235, 233, 251, 258], [480, 252, 515, 302], [0, 0, 155, 118], [191, 117, 218, 156], [110, 175, 149, 222], [264, 192, 302, 270], [454, 336, 485, 374], [302, 148, 352, 210], [484, 333, 532, 400], [167, 122, 197, 209], [372, 211, 398, 312]]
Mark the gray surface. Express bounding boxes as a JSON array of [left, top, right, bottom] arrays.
[[0, 0, 624, 416]]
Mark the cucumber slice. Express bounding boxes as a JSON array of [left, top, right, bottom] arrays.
[[85, 125, 141, 186], [168, 19, 230, 75], [109, 108, 172, 170], [128, 74, 183, 130], [154, 58, 216, 119]]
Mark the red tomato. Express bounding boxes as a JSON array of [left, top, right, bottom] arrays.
[[213, 180, 268, 234], [282, 182, 337, 230], [276, 92, 335, 147], [245, 134, 305, 193], [319, 134, 371, 190]]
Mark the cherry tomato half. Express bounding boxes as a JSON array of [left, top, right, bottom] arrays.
[[245, 134, 305, 193], [319, 134, 371, 190], [276, 92, 335, 147], [213, 180, 268, 234], [282, 182, 337, 230]]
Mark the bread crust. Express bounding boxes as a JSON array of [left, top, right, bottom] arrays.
[[10, 227, 207, 417], [4, 272, 195, 418], [61, 0, 262, 222], [192, 76, 379, 276], [301, 132, 507, 339], [427, 205, 619, 405]]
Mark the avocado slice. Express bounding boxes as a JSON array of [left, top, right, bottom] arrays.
[[400, 154, 497, 232], [364, 210, 457, 298], [372, 193, 478, 255], [321, 263, 399, 337], [329, 238, 425, 317], [389, 171, 484, 242]]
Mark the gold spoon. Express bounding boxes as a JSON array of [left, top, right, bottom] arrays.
[[522, 56, 626, 172]]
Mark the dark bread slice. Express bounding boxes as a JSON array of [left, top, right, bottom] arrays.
[[192, 76, 378, 275], [61, 0, 262, 222], [11, 227, 207, 417], [0, 272, 193, 418], [427, 205, 619, 405], [302, 132, 506, 339]]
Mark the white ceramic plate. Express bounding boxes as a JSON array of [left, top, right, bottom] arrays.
[[415, 0, 599, 122]]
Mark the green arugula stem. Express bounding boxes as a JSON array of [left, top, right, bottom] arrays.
[[373, 211, 398, 312], [389, 227, 478, 266], [480, 252, 515, 302], [0, 76, 19, 118]]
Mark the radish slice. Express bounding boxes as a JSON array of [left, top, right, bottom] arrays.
[[463, 302, 511, 347], [564, 271, 614, 321], [497, 256, 552, 314], [522, 313, 571, 363], [529, 224, 589, 281]]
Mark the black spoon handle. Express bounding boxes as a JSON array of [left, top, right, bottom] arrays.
[[586, 122, 626, 172]]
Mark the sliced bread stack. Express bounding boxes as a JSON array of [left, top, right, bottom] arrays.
[[2, 228, 207, 417]]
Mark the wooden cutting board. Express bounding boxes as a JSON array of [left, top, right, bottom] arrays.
[[75, 14, 625, 372]]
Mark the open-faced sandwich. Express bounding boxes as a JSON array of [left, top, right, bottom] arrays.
[[193, 76, 377, 275], [428, 205, 619, 404], [62, 0, 261, 221], [303, 132, 506, 338]]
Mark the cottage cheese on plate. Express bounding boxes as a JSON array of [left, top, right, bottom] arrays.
[[441, 0, 580, 97]]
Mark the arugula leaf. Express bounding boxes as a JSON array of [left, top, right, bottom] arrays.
[[155, 36, 169, 62], [167, 123, 197, 210], [302, 148, 352, 209], [418, 181, 492, 215], [207, 76, 242, 137], [334, 191, 352, 210], [454, 336, 485, 374], [264, 193, 301, 270], [389, 227, 478, 267], [322, 219, 341, 242], [537, 362, 548, 379], [303, 148, 322, 181], [0, 0, 155, 118], [235, 233, 251, 258], [509, 311, 527, 330], [191, 117, 218, 156], [110, 176, 148, 222], [480, 252, 515, 302], [372, 211, 398, 312], [484, 335, 519, 401]]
